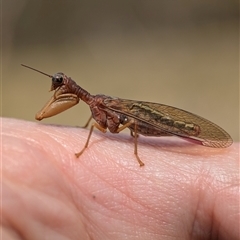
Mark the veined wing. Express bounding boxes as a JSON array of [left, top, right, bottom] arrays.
[[103, 98, 232, 148]]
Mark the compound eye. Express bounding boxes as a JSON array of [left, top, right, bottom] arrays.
[[52, 73, 64, 85]]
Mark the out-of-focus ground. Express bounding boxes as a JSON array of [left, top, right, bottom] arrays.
[[2, 1, 239, 141]]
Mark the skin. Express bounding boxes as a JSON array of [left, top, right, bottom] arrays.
[[1, 118, 239, 240]]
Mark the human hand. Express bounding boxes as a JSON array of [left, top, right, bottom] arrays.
[[2, 118, 239, 240]]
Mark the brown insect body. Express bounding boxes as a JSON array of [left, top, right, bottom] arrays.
[[21, 64, 233, 166]]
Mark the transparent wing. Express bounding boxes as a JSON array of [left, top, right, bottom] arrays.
[[104, 98, 232, 148]]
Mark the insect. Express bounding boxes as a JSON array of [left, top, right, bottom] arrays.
[[21, 64, 233, 166]]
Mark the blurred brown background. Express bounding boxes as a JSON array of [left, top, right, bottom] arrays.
[[2, 1, 239, 141]]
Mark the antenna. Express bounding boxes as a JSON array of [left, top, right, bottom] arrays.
[[21, 64, 52, 78]]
